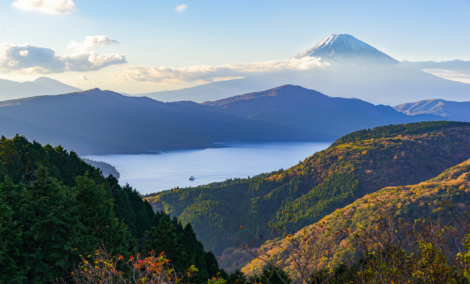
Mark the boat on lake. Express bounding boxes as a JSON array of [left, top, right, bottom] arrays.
[[189, 176, 195, 180]]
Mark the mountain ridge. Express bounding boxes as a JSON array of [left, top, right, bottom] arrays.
[[394, 99, 470, 122], [0, 86, 441, 155], [0, 77, 81, 101]]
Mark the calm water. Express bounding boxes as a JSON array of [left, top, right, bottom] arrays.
[[84, 142, 330, 195]]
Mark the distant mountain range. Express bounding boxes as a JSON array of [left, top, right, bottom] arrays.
[[139, 34, 470, 105], [0, 77, 81, 100], [202, 85, 439, 139], [395, 99, 470, 122], [0, 85, 441, 155]]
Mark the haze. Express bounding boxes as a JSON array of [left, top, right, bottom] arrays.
[[0, 0, 469, 96]]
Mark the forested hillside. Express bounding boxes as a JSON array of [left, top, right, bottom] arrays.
[[82, 158, 120, 178], [242, 157, 470, 280], [0, 136, 221, 283], [146, 121, 470, 260]]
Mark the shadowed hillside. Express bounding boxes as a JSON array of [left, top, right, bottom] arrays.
[[203, 85, 439, 138], [0, 89, 309, 155], [395, 99, 470, 122], [0, 86, 439, 155]]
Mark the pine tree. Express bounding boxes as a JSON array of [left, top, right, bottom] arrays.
[[145, 213, 185, 272], [0, 179, 25, 283], [74, 175, 135, 257], [181, 223, 209, 283], [15, 167, 85, 283], [205, 251, 221, 278], [227, 269, 247, 284]]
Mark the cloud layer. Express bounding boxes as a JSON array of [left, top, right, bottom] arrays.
[[175, 4, 187, 12], [117, 57, 329, 84], [399, 60, 470, 84], [423, 69, 470, 84], [399, 60, 470, 71], [12, 0, 76, 14], [0, 43, 126, 73], [68, 36, 119, 52]]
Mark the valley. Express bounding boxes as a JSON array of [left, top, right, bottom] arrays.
[[2, 7, 470, 282], [145, 121, 470, 258]]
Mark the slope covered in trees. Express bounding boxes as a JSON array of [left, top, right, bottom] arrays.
[[241, 156, 470, 280], [146, 121, 470, 259], [0, 135, 221, 283], [82, 158, 120, 179]]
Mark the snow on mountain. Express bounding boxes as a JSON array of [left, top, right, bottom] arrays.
[[132, 34, 470, 105], [294, 34, 399, 66]]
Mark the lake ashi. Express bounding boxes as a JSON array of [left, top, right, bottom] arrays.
[[84, 142, 331, 195]]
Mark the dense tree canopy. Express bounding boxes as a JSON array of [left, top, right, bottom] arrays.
[[0, 135, 220, 283], [146, 122, 470, 264]]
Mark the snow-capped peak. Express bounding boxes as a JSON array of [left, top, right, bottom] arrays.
[[294, 34, 399, 66]]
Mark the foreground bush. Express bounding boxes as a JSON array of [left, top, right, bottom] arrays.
[[62, 248, 198, 284]]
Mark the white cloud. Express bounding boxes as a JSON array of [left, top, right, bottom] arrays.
[[78, 75, 88, 81], [0, 43, 126, 74], [61, 52, 127, 72], [423, 69, 470, 84], [175, 4, 187, 12], [117, 57, 329, 84], [12, 0, 76, 14], [68, 36, 119, 52]]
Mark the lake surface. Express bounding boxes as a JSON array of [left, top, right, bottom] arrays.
[[84, 142, 331, 195]]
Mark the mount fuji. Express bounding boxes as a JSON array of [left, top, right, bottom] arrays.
[[293, 34, 399, 66], [139, 34, 470, 105]]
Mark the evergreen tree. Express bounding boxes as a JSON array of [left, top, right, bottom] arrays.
[[145, 213, 185, 272], [205, 251, 221, 278], [0, 136, 22, 183], [181, 223, 209, 283], [74, 175, 135, 256], [227, 269, 247, 284], [0, 136, 219, 282], [0, 179, 25, 283], [15, 167, 85, 283]]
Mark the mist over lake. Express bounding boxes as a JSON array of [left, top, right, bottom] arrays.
[[84, 142, 330, 195]]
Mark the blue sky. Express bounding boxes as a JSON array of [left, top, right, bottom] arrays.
[[0, 0, 469, 93]]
